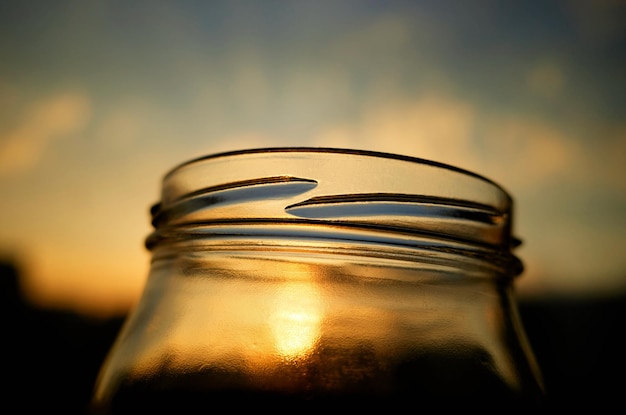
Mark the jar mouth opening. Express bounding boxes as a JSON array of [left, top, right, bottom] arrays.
[[164, 147, 508, 191], [149, 147, 521, 259]]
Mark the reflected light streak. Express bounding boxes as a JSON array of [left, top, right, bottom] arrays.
[[127, 260, 327, 376], [269, 281, 323, 360]]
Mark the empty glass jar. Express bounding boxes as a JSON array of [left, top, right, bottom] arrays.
[[90, 148, 545, 413]]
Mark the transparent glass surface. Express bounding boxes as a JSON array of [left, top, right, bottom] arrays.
[[90, 148, 544, 413]]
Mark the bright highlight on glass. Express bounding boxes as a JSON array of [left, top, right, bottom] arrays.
[[270, 280, 323, 360]]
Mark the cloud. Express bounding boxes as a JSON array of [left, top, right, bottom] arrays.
[[0, 90, 91, 176], [481, 115, 579, 187], [527, 60, 566, 99], [313, 92, 477, 169], [93, 96, 153, 151], [608, 125, 626, 184], [565, 0, 626, 45]]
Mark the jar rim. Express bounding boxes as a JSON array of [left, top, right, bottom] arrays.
[[164, 147, 508, 193]]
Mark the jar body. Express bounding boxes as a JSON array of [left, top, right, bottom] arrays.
[[91, 244, 544, 413]]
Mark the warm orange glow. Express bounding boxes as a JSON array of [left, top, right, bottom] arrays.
[[1, 1, 625, 321], [19, 242, 149, 317], [0, 92, 90, 175], [116, 261, 325, 377], [269, 281, 323, 359]]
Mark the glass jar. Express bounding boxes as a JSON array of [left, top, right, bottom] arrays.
[[90, 147, 545, 413]]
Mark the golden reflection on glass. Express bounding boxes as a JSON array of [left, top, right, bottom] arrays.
[[269, 280, 323, 360]]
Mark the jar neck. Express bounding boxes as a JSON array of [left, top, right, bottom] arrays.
[[147, 221, 523, 281]]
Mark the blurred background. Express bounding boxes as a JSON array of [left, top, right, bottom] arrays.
[[0, 0, 624, 412]]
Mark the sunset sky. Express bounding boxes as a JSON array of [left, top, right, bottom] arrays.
[[1, 0, 625, 317]]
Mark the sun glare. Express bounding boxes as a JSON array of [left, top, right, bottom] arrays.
[[269, 281, 323, 360]]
